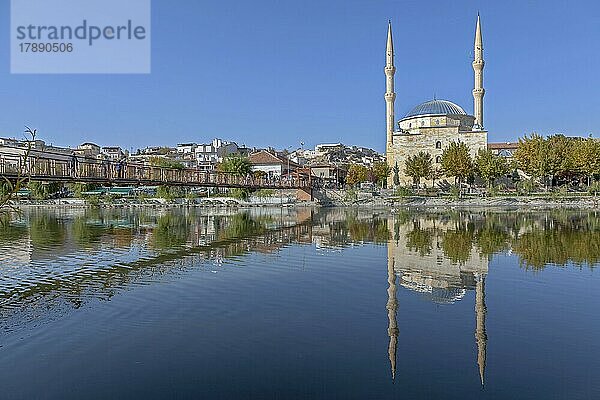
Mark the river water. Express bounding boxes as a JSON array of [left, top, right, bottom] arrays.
[[0, 207, 598, 399]]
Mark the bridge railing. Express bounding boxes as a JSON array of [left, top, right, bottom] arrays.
[[0, 148, 311, 189]]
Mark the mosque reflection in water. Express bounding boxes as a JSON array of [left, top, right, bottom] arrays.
[[2, 207, 600, 386], [386, 215, 487, 386]]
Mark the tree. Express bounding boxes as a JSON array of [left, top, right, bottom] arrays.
[[428, 166, 443, 189], [572, 137, 600, 186], [346, 164, 369, 186], [474, 149, 509, 188], [156, 185, 184, 200], [514, 133, 548, 183], [28, 181, 63, 200], [404, 151, 432, 187], [392, 162, 400, 186], [1, 127, 36, 217], [217, 155, 252, 176], [546, 134, 575, 185], [372, 162, 391, 188], [441, 142, 473, 186], [149, 157, 184, 169], [68, 183, 100, 198]]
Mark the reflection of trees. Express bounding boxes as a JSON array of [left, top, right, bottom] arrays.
[[150, 214, 191, 250], [348, 217, 389, 244], [218, 213, 267, 240], [1, 209, 316, 324], [442, 229, 474, 265], [0, 222, 28, 243], [322, 211, 390, 246], [72, 217, 105, 247], [513, 229, 600, 270], [28, 213, 66, 247], [405, 221, 433, 256], [475, 219, 510, 257], [398, 210, 600, 269]]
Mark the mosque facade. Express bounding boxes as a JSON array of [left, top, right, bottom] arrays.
[[385, 16, 488, 187]]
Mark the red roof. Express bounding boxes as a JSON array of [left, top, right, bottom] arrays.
[[249, 150, 299, 168], [488, 142, 518, 150]]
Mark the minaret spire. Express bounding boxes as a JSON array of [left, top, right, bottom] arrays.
[[385, 21, 397, 171], [472, 13, 485, 129], [475, 273, 487, 386]]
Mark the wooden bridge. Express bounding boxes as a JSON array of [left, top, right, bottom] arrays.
[[0, 147, 313, 192]]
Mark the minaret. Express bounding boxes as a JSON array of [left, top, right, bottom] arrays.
[[472, 13, 485, 129], [385, 21, 396, 160], [475, 273, 487, 386], [387, 255, 399, 380]]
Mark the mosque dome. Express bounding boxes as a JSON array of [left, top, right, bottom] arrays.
[[404, 99, 467, 119]]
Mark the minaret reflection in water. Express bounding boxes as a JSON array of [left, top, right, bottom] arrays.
[[386, 216, 488, 386]]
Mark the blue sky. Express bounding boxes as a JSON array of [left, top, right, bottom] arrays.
[[0, 0, 598, 152]]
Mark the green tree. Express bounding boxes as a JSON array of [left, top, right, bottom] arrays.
[[149, 157, 184, 169], [28, 181, 63, 200], [346, 164, 369, 186], [572, 137, 600, 186], [514, 133, 548, 185], [69, 183, 99, 198], [217, 155, 252, 176], [156, 185, 184, 200], [546, 134, 575, 185], [404, 151, 433, 186], [441, 142, 473, 186], [474, 149, 509, 188], [428, 166, 443, 189], [371, 162, 391, 188]]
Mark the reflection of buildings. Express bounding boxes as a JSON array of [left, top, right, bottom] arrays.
[[386, 217, 488, 385]]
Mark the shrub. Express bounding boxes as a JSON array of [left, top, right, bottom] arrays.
[[344, 189, 358, 202], [86, 195, 101, 207], [449, 185, 460, 200], [395, 186, 413, 198], [229, 188, 249, 200], [589, 181, 600, 196], [517, 179, 535, 196], [156, 185, 183, 201], [254, 189, 276, 198]]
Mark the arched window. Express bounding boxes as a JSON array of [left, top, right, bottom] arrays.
[[435, 141, 442, 149], [435, 156, 441, 163]]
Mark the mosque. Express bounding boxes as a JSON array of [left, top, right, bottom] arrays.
[[385, 15, 488, 187]]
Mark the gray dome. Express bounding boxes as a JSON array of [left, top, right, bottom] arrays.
[[404, 99, 467, 118]]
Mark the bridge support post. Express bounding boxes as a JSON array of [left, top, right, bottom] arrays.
[[296, 188, 313, 202]]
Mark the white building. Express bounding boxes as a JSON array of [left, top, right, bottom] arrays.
[[101, 146, 127, 161], [177, 143, 197, 154], [195, 138, 239, 171]]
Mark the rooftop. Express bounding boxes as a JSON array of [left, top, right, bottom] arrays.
[[403, 99, 467, 119]]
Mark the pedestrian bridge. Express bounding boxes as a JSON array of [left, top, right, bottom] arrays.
[[0, 147, 313, 192]]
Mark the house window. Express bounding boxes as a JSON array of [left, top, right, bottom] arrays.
[[436, 156, 441, 163], [436, 141, 442, 149]]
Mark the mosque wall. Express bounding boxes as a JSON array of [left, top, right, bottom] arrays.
[[387, 128, 487, 186]]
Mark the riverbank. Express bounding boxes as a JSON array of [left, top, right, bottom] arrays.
[[8, 194, 600, 210], [388, 195, 600, 209]]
